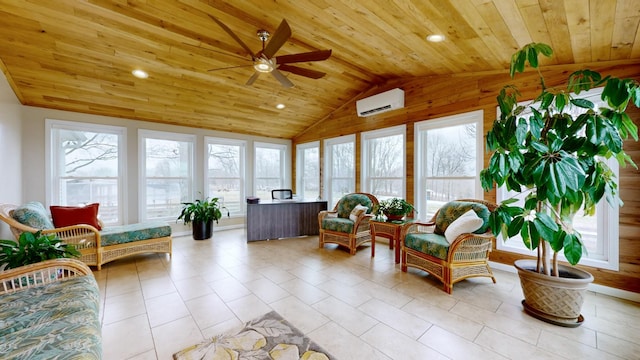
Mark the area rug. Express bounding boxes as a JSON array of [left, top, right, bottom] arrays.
[[173, 310, 336, 360]]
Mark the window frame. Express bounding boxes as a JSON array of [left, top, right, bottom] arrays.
[[324, 134, 356, 209], [361, 125, 406, 201], [138, 129, 195, 222], [253, 142, 288, 198], [46, 119, 127, 225], [205, 137, 246, 217], [414, 110, 484, 220], [295, 141, 320, 200]]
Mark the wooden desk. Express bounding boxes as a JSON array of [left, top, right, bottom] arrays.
[[370, 218, 414, 263], [246, 199, 328, 241]]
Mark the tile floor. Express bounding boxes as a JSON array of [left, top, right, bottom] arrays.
[[96, 228, 640, 360]]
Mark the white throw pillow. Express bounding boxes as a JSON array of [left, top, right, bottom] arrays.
[[349, 204, 368, 222], [444, 209, 484, 244]]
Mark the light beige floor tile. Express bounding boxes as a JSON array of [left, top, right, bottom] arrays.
[[200, 317, 245, 339], [102, 289, 147, 325], [145, 292, 190, 328], [402, 298, 483, 341], [354, 279, 413, 308], [451, 301, 541, 345], [243, 277, 291, 303], [359, 298, 432, 339], [361, 323, 448, 360], [536, 329, 621, 360], [126, 349, 157, 360], [173, 276, 214, 301], [312, 296, 379, 336], [258, 265, 297, 284], [270, 296, 330, 334], [140, 276, 177, 299], [308, 321, 392, 360], [225, 293, 272, 322], [207, 276, 252, 302], [594, 332, 640, 360], [279, 278, 331, 305], [102, 314, 154, 360], [419, 325, 508, 360], [474, 327, 559, 360], [316, 278, 373, 307], [287, 265, 332, 285], [151, 316, 203, 360], [184, 292, 235, 329]]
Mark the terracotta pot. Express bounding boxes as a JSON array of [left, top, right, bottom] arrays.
[[514, 259, 593, 327], [384, 212, 404, 221]]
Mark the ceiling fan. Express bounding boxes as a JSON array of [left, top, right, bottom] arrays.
[[208, 15, 332, 88]]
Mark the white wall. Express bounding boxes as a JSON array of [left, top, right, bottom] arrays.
[[0, 72, 22, 239], [0, 73, 291, 230]]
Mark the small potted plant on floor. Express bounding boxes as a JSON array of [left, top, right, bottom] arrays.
[[177, 197, 229, 240], [375, 198, 415, 221], [0, 231, 80, 270], [480, 43, 639, 326]]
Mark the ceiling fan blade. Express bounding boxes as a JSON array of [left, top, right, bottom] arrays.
[[261, 19, 292, 59], [271, 69, 294, 88], [208, 64, 253, 72], [208, 15, 256, 60], [278, 64, 326, 79], [276, 50, 332, 64], [246, 72, 260, 86]]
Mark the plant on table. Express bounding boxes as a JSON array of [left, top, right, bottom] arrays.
[[0, 231, 80, 270], [177, 197, 229, 240], [375, 198, 415, 219]]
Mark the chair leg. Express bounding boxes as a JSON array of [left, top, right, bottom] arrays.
[[319, 232, 324, 249]]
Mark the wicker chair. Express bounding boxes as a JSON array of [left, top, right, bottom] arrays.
[[318, 193, 378, 255], [401, 199, 498, 294]]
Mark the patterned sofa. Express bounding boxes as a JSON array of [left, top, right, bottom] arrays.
[[0, 259, 101, 359], [0, 202, 172, 270]]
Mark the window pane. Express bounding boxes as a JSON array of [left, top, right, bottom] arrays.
[[256, 178, 281, 199], [145, 138, 191, 177], [145, 179, 186, 219], [207, 141, 244, 216], [364, 130, 404, 200], [331, 143, 354, 177], [301, 146, 319, 199], [256, 147, 281, 178], [369, 179, 403, 199], [425, 124, 476, 177], [50, 123, 123, 225], [423, 179, 476, 219]]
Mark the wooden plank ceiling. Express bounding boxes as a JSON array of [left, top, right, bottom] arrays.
[[0, 0, 638, 139]]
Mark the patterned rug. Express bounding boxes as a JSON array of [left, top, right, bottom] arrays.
[[173, 311, 336, 360]]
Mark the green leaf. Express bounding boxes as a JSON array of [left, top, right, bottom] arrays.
[[527, 46, 538, 68], [508, 216, 525, 237], [534, 43, 553, 57], [563, 232, 584, 265], [570, 98, 594, 109], [531, 141, 549, 152], [555, 92, 567, 112]]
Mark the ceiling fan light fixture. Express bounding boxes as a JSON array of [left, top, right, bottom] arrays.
[[254, 58, 274, 73], [276, 103, 285, 109]]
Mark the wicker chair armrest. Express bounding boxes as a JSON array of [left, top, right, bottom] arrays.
[[0, 258, 93, 294], [403, 221, 435, 235], [354, 214, 374, 233], [448, 232, 495, 262], [42, 224, 102, 249], [318, 210, 338, 224]]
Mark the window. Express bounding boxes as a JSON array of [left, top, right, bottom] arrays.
[[324, 135, 355, 208], [296, 141, 320, 200], [206, 138, 245, 216], [254, 142, 287, 199], [414, 110, 483, 220], [361, 126, 405, 201], [47, 120, 126, 225], [495, 88, 619, 270], [139, 130, 194, 221]]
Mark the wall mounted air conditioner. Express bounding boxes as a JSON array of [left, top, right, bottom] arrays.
[[356, 88, 405, 117]]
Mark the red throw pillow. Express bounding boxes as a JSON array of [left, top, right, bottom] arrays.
[[50, 203, 102, 230]]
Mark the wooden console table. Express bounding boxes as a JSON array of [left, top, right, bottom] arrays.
[[246, 199, 328, 241]]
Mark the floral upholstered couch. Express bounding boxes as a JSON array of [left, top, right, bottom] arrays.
[[0, 259, 101, 359], [0, 202, 172, 270]]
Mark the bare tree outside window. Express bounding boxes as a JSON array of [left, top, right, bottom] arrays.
[[207, 142, 244, 215]]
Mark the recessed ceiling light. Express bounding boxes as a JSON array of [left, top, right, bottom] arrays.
[[276, 103, 286, 109], [132, 69, 149, 79], [426, 34, 445, 43]]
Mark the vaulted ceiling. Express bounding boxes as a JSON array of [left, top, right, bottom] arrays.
[[0, 1, 639, 139]]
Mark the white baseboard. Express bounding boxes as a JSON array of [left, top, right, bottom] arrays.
[[489, 261, 640, 303]]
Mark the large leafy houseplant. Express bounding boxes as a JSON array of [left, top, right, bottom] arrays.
[[481, 43, 639, 275], [0, 231, 80, 270], [375, 198, 415, 220], [177, 197, 229, 240]]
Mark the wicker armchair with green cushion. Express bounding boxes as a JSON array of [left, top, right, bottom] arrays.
[[401, 199, 498, 294], [318, 193, 379, 255]]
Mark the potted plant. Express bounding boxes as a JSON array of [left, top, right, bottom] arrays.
[[177, 197, 229, 240], [480, 43, 639, 326], [0, 231, 80, 270], [375, 198, 415, 221]]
